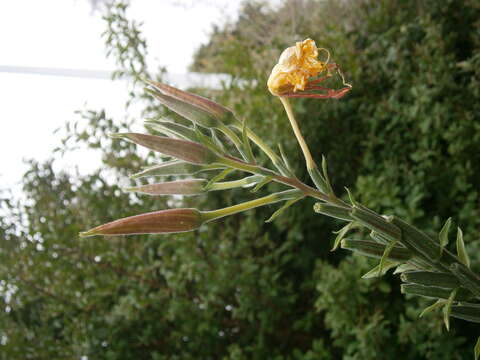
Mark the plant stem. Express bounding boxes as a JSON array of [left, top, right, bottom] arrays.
[[215, 156, 330, 202], [201, 189, 302, 223], [208, 175, 264, 191], [217, 124, 248, 160], [279, 96, 316, 170], [231, 123, 291, 176]]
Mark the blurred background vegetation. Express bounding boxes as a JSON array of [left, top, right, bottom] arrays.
[[1, 0, 479, 358]]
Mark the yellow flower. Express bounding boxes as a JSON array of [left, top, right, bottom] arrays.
[[267, 38, 351, 99]]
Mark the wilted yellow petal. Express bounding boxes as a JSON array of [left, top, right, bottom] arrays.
[[267, 38, 328, 96]]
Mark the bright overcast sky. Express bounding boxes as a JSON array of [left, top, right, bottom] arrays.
[[0, 0, 242, 193]]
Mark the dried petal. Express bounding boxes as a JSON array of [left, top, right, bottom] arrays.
[[267, 39, 328, 96]]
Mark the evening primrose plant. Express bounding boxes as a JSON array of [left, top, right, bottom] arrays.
[[81, 39, 480, 358]]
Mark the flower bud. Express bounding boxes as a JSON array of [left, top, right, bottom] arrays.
[[79, 208, 204, 237], [146, 80, 234, 123], [146, 88, 219, 128], [111, 133, 219, 165], [125, 179, 206, 196]]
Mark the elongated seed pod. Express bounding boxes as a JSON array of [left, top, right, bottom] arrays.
[[401, 271, 460, 289], [450, 303, 480, 323], [341, 239, 412, 261], [401, 284, 472, 301]]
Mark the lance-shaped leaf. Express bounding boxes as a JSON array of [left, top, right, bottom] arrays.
[[476, 337, 480, 360], [394, 263, 419, 274], [438, 217, 452, 257], [378, 240, 399, 276], [443, 288, 458, 331], [125, 179, 207, 196], [362, 260, 398, 279], [111, 133, 219, 165], [146, 80, 235, 124], [80, 208, 204, 237], [130, 160, 222, 179], [321, 155, 334, 194], [456, 227, 470, 268], [145, 119, 197, 141], [265, 196, 303, 223], [419, 299, 446, 318], [331, 222, 355, 251]]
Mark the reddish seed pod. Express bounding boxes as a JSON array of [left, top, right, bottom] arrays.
[[79, 208, 203, 237]]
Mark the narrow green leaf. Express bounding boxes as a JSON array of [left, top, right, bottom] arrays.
[[362, 260, 398, 279], [241, 120, 255, 163], [394, 263, 418, 274], [438, 217, 452, 257], [210, 129, 226, 153], [344, 187, 356, 205], [475, 336, 480, 360], [251, 176, 273, 193], [145, 119, 197, 141], [456, 227, 470, 268], [278, 144, 294, 176], [204, 168, 235, 190], [443, 288, 458, 331], [308, 166, 328, 193], [265, 196, 303, 223], [331, 222, 354, 251], [321, 155, 334, 194], [193, 126, 223, 154], [419, 299, 446, 318], [378, 240, 399, 276]]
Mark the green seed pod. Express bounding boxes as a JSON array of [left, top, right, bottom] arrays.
[[370, 231, 392, 245], [341, 239, 412, 261], [350, 205, 400, 241], [400, 271, 460, 289], [314, 203, 353, 221], [450, 303, 480, 323], [401, 284, 473, 301], [388, 216, 441, 264], [449, 263, 480, 299]]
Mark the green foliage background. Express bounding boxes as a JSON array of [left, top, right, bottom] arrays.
[[1, 0, 479, 359]]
